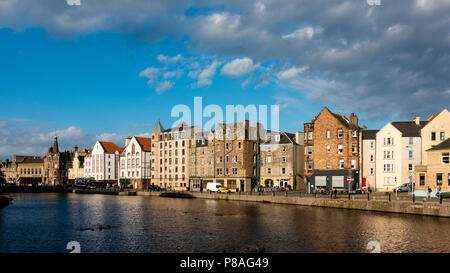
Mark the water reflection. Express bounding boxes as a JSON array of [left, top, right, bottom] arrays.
[[0, 193, 448, 253]]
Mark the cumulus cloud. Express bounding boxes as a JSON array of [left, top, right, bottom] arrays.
[[139, 67, 159, 85], [220, 57, 255, 77], [195, 61, 221, 87], [277, 66, 308, 80], [156, 80, 175, 93], [282, 26, 323, 40], [157, 54, 184, 64]]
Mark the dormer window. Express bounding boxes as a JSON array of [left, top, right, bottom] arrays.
[[275, 135, 280, 142]]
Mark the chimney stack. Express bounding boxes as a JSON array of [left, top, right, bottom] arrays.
[[414, 115, 420, 125], [349, 113, 359, 127]]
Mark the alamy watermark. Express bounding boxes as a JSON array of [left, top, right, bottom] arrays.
[[169, 97, 280, 142]]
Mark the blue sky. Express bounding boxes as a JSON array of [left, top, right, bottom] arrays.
[[0, 0, 449, 157]]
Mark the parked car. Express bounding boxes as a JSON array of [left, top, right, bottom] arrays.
[[206, 182, 222, 192], [218, 187, 230, 193], [394, 183, 411, 193]]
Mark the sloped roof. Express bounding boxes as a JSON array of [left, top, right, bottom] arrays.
[[362, 130, 379, 140], [152, 121, 164, 133], [135, 137, 152, 152], [21, 158, 44, 164], [427, 137, 450, 151], [262, 132, 297, 145], [391, 121, 428, 137], [99, 142, 123, 154]]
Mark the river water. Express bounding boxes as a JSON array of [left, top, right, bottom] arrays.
[[0, 193, 448, 253]]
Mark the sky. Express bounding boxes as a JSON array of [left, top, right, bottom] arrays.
[[0, 0, 449, 158]]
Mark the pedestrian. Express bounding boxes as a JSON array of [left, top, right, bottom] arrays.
[[427, 186, 432, 199], [437, 186, 442, 198]]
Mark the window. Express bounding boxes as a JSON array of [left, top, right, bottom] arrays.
[[281, 168, 286, 174], [308, 161, 313, 170], [409, 137, 413, 145], [267, 168, 272, 174], [437, 173, 443, 186], [408, 164, 413, 171], [442, 153, 449, 164], [352, 131, 357, 138], [384, 164, 393, 172], [337, 129, 343, 138], [282, 146, 287, 152], [339, 160, 344, 169], [266, 156, 272, 163], [307, 146, 313, 155], [275, 135, 280, 142], [352, 144, 357, 153], [308, 132, 313, 140], [409, 151, 413, 159], [440, 132, 445, 141], [370, 155, 374, 162], [281, 156, 287, 163], [326, 160, 330, 169], [448, 173, 450, 186], [337, 144, 343, 154], [326, 130, 330, 139], [431, 132, 436, 141], [370, 141, 374, 149], [351, 160, 356, 169], [420, 174, 425, 186], [384, 137, 394, 146], [370, 168, 374, 175], [326, 145, 330, 153]]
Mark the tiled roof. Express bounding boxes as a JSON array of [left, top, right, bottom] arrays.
[[362, 130, 378, 139], [262, 132, 297, 145], [135, 137, 152, 152], [427, 138, 450, 151], [21, 158, 44, 164], [391, 121, 428, 137], [99, 141, 123, 154]]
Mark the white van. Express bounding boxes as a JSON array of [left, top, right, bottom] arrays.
[[206, 182, 222, 192]]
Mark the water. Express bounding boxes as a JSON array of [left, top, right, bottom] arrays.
[[0, 193, 449, 253]]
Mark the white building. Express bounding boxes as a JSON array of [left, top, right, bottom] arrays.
[[360, 130, 378, 190], [375, 116, 427, 191], [119, 136, 152, 190], [84, 141, 123, 183]]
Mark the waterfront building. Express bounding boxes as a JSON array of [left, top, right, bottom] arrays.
[[68, 146, 90, 182], [189, 120, 268, 192], [259, 131, 305, 191], [419, 109, 450, 165], [304, 107, 360, 192], [84, 141, 123, 184], [150, 121, 196, 191], [16, 157, 45, 185], [43, 136, 74, 185], [414, 138, 450, 194], [360, 130, 378, 191], [119, 136, 152, 190], [374, 116, 427, 192]]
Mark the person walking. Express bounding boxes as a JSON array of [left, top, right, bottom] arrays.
[[437, 186, 442, 198], [427, 186, 432, 199]]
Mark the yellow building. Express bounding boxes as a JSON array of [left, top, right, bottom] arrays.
[[68, 146, 90, 181], [415, 138, 450, 194]]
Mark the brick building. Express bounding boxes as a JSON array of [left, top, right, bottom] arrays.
[[304, 107, 360, 192]]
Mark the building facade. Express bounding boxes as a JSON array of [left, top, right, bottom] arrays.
[[360, 130, 378, 190], [150, 121, 194, 191], [259, 132, 305, 191], [43, 136, 74, 185], [304, 107, 360, 192], [419, 109, 450, 165], [68, 146, 90, 181], [119, 136, 152, 190], [84, 141, 123, 184], [415, 138, 450, 194], [375, 117, 427, 192]]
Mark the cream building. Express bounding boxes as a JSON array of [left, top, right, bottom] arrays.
[[84, 141, 123, 183], [419, 109, 450, 165], [150, 121, 198, 191], [68, 146, 90, 181], [375, 117, 427, 192]]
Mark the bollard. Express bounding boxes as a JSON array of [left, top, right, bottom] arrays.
[[388, 193, 391, 202], [314, 192, 316, 198], [367, 193, 370, 201], [440, 195, 443, 204], [413, 194, 415, 203], [348, 193, 351, 200]]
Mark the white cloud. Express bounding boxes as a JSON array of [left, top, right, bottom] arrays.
[[282, 26, 322, 40], [163, 70, 183, 79], [220, 57, 255, 77], [156, 80, 175, 93], [277, 66, 308, 80], [196, 61, 221, 87], [157, 54, 184, 64], [139, 67, 159, 84], [444, 89, 450, 95]]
